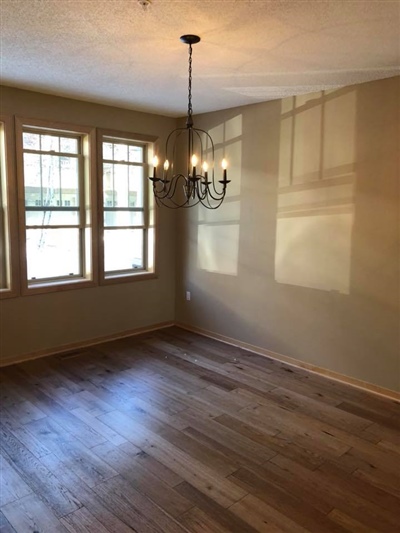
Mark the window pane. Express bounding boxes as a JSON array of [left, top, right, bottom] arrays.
[[129, 145, 143, 163], [60, 137, 78, 154], [104, 210, 143, 227], [104, 229, 143, 272], [24, 153, 41, 206], [103, 162, 114, 206], [41, 155, 61, 206], [113, 143, 128, 162], [113, 163, 129, 207], [129, 166, 144, 207], [40, 134, 59, 152], [23, 132, 40, 150], [61, 157, 79, 206], [103, 142, 113, 160], [26, 210, 80, 226], [26, 228, 81, 280]]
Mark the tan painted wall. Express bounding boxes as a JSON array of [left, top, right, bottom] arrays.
[[176, 77, 400, 392], [0, 86, 177, 363]]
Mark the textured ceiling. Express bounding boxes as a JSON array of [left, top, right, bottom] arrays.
[[1, 0, 399, 117]]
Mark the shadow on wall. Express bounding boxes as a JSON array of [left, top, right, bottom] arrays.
[[178, 77, 399, 391], [195, 87, 358, 292], [197, 114, 242, 276], [275, 88, 356, 294]]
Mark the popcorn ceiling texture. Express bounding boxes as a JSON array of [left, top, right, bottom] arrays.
[[1, 0, 399, 116]]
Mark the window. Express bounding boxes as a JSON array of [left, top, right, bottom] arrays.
[[0, 116, 19, 298], [99, 131, 156, 282], [16, 119, 97, 293]]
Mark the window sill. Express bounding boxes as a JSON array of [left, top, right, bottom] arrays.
[[101, 271, 157, 285], [22, 278, 97, 296]]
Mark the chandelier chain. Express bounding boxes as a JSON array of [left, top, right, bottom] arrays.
[[187, 44, 193, 121]]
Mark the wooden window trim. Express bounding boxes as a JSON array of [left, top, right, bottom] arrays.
[[97, 128, 158, 286], [0, 115, 20, 299], [15, 116, 99, 296]]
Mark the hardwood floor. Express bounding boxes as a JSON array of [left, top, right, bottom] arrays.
[[0, 326, 399, 532]]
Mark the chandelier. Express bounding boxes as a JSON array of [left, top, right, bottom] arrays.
[[149, 35, 230, 209]]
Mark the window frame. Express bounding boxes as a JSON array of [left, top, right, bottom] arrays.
[[15, 117, 98, 295], [97, 128, 157, 285], [0, 115, 20, 299]]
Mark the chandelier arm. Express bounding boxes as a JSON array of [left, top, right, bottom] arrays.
[[162, 174, 185, 201], [153, 174, 179, 201], [199, 196, 225, 209], [201, 185, 226, 201]]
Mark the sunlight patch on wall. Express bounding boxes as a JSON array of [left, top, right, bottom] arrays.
[[276, 212, 354, 293], [197, 115, 242, 276], [198, 223, 240, 276], [275, 89, 356, 294]]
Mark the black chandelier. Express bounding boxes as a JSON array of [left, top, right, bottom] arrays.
[[149, 35, 230, 209]]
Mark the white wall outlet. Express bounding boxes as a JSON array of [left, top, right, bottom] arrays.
[[186, 291, 191, 301]]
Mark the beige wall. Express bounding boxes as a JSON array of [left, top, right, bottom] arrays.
[[0, 86, 177, 363], [176, 77, 400, 392], [1, 79, 399, 393]]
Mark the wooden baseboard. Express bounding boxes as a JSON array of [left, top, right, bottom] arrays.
[[0, 321, 174, 368], [176, 322, 400, 402]]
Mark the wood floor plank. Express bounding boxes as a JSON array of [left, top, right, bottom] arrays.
[[0, 327, 398, 533], [0, 454, 32, 507], [229, 493, 308, 533], [1, 367, 107, 449], [0, 511, 17, 533], [352, 466, 400, 499], [60, 506, 112, 533], [3, 400, 46, 425], [238, 403, 352, 457], [229, 467, 349, 533], [178, 506, 232, 533], [328, 508, 380, 533], [25, 417, 118, 488], [0, 423, 81, 518], [251, 386, 374, 435], [214, 413, 326, 470], [176, 408, 277, 465], [91, 441, 194, 518], [98, 410, 247, 508], [69, 407, 128, 446], [1, 493, 69, 532], [337, 401, 400, 431], [270, 455, 400, 532], [92, 476, 189, 533], [174, 481, 259, 533], [0, 409, 52, 459], [39, 452, 137, 533]]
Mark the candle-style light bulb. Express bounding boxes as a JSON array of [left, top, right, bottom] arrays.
[[191, 154, 198, 178], [202, 161, 208, 181], [152, 156, 158, 179], [221, 158, 228, 181], [164, 159, 169, 171]]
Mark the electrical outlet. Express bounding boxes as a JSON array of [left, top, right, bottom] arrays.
[[186, 291, 191, 301]]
